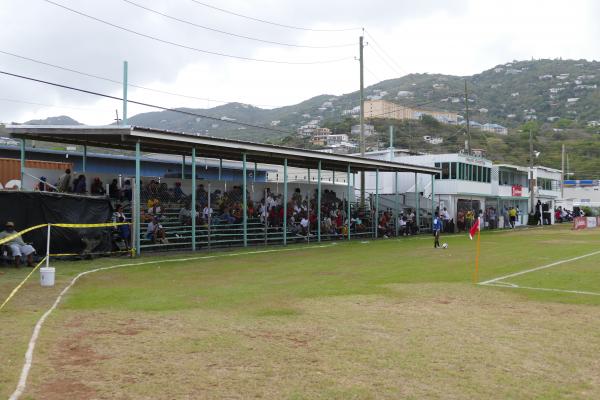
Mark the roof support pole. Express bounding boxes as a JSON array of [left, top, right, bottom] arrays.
[[218, 158, 222, 181], [415, 173, 420, 233], [191, 148, 197, 251], [254, 162, 257, 182], [134, 140, 141, 256], [431, 174, 435, 231], [375, 168, 379, 239], [19, 139, 25, 191], [283, 158, 288, 246], [242, 153, 248, 247], [347, 165, 351, 241], [317, 161, 322, 242], [82, 145, 87, 173], [181, 155, 185, 180], [395, 171, 400, 237]]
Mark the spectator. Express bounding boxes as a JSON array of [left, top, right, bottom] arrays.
[[109, 179, 120, 200], [90, 177, 105, 195], [73, 174, 87, 194], [0, 222, 35, 267], [56, 168, 72, 192], [122, 180, 132, 201], [173, 182, 185, 201], [146, 216, 167, 243], [112, 204, 130, 248], [147, 199, 162, 216]]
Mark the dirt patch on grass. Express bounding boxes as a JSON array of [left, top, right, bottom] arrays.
[[39, 379, 96, 400]]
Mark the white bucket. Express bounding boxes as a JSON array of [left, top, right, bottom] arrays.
[[40, 267, 55, 287]]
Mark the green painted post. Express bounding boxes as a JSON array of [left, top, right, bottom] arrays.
[[254, 162, 257, 182], [415, 173, 420, 232], [332, 170, 335, 183], [134, 141, 141, 256], [123, 61, 128, 125], [375, 169, 379, 238], [242, 153, 248, 247], [191, 148, 197, 251], [82, 145, 87, 173], [347, 165, 351, 241], [218, 158, 222, 180], [181, 155, 185, 179], [317, 161, 322, 242], [431, 174, 435, 230], [394, 171, 400, 236], [283, 158, 288, 246], [19, 139, 25, 190]]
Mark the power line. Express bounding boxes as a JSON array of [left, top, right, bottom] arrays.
[[364, 30, 408, 75], [366, 44, 403, 78], [0, 70, 297, 135], [0, 49, 281, 107], [42, 0, 354, 65], [188, 0, 361, 32], [121, 0, 354, 49]]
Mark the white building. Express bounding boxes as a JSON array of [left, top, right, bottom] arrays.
[[562, 180, 600, 208], [351, 124, 375, 137], [357, 152, 564, 229], [481, 123, 508, 135]]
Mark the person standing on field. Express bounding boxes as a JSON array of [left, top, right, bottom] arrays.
[[433, 212, 442, 248]]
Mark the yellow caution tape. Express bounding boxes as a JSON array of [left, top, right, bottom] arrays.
[[52, 222, 131, 228], [0, 256, 46, 312], [0, 224, 47, 247]]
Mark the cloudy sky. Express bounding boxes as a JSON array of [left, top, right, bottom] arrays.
[[0, 0, 598, 125]]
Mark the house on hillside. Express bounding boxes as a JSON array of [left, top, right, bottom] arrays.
[[481, 123, 508, 135]]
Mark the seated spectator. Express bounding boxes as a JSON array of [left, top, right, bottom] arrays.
[[398, 216, 408, 236], [221, 207, 236, 224], [203, 204, 213, 224], [147, 199, 162, 216], [90, 177, 106, 195], [179, 204, 192, 226], [36, 176, 54, 192], [300, 214, 309, 236], [146, 216, 167, 243], [0, 221, 35, 267]]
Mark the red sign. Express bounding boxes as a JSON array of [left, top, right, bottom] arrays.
[[573, 217, 587, 230], [511, 185, 523, 197]]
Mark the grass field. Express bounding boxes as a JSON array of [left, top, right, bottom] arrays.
[[1, 225, 600, 399]]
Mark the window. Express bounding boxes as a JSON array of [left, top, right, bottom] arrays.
[[451, 162, 457, 179], [441, 162, 450, 179], [434, 163, 441, 180], [486, 167, 491, 183], [459, 163, 464, 180]]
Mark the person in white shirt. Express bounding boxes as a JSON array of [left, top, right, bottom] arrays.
[[300, 215, 309, 235], [203, 205, 213, 222]]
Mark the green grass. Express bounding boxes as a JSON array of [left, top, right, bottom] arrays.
[[2, 225, 600, 399]]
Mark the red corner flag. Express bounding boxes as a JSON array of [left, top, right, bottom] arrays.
[[469, 217, 480, 240]]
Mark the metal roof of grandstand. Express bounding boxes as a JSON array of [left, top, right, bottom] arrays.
[[4, 125, 439, 174]]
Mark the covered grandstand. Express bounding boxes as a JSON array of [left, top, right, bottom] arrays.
[[5, 124, 439, 255]]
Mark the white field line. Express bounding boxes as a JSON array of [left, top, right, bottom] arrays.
[[483, 282, 600, 297], [478, 249, 600, 286], [9, 243, 335, 400]]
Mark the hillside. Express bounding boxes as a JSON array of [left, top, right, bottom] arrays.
[[24, 115, 82, 126], [16, 59, 600, 177], [124, 58, 600, 140]]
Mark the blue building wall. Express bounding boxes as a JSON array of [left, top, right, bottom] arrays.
[[0, 146, 267, 181]]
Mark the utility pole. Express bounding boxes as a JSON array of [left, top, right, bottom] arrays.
[[529, 127, 535, 212], [123, 60, 128, 125], [389, 125, 394, 161], [561, 143, 565, 199], [464, 80, 471, 155], [359, 35, 365, 206]]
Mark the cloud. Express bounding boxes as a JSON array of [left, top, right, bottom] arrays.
[[0, 0, 596, 125]]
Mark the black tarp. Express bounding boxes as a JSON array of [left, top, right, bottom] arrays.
[[0, 191, 113, 255]]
